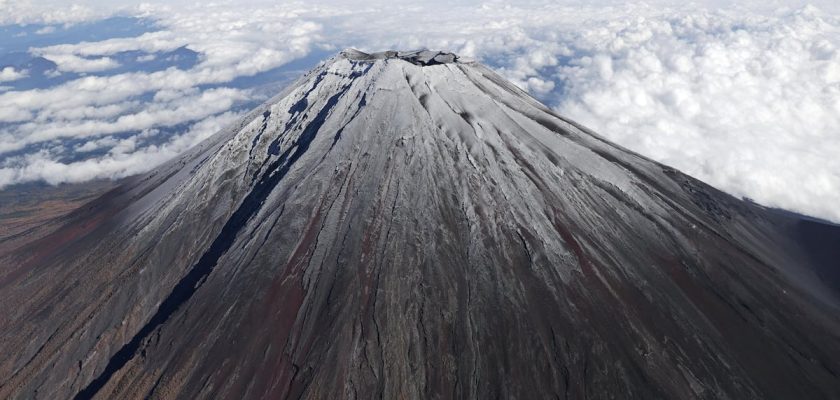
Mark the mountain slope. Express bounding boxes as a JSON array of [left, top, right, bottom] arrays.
[[1, 49, 839, 400]]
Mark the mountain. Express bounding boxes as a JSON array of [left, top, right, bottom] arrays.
[[1, 49, 839, 400]]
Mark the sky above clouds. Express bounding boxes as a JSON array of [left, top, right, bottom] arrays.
[[0, 0, 839, 222]]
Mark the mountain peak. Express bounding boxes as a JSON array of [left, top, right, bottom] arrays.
[[3, 48, 840, 400], [340, 48, 467, 66]]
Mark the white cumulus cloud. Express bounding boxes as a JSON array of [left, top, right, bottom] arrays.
[[39, 53, 121, 73], [0, 0, 105, 25], [547, 6, 840, 222], [0, 111, 242, 187], [0, 67, 28, 82]]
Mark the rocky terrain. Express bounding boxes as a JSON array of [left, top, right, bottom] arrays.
[[0, 180, 116, 256]]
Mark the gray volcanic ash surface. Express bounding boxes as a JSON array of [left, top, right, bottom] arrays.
[[1, 49, 839, 399]]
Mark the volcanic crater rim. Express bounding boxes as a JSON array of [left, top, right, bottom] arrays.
[[340, 48, 470, 66]]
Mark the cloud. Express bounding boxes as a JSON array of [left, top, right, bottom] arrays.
[[0, 0, 105, 25], [0, 111, 242, 187], [40, 54, 121, 73], [0, 67, 28, 82], [0, 86, 249, 154], [36, 30, 190, 59], [0, 6, 322, 149], [0, 0, 838, 223], [543, 6, 840, 222], [35, 25, 56, 34]]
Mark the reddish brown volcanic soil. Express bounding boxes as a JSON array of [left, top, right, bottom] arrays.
[[0, 181, 116, 255]]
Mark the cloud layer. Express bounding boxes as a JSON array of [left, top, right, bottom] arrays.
[[1, 1, 839, 223], [0, 66, 27, 82], [549, 6, 840, 222]]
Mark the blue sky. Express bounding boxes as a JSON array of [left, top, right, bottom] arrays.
[[1, 0, 839, 222]]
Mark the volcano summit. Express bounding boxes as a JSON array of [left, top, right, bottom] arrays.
[[1, 49, 839, 399]]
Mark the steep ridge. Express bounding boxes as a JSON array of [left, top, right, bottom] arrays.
[[1, 49, 839, 399]]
